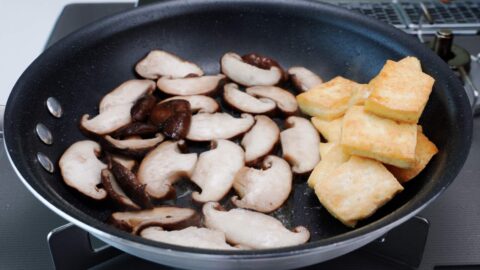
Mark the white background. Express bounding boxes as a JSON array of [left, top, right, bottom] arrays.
[[0, 0, 134, 105]]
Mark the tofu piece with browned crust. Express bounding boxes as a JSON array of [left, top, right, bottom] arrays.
[[314, 156, 403, 227], [307, 143, 349, 188], [311, 116, 343, 142], [341, 106, 417, 168], [365, 57, 434, 124], [387, 128, 438, 183], [297, 76, 363, 120]]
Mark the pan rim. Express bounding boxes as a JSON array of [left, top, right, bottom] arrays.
[[4, 0, 473, 258]]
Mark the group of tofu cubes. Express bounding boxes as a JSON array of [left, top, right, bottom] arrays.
[[296, 57, 438, 227]]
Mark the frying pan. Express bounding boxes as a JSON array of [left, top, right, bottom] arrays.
[[4, 0, 473, 269]]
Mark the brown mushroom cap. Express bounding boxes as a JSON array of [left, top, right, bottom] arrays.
[[203, 202, 310, 249], [157, 75, 225, 96], [131, 95, 157, 122], [223, 83, 276, 114], [280, 116, 320, 174], [137, 141, 198, 199], [190, 139, 245, 202], [241, 115, 280, 164], [161, 95, 219, 113], [232, 155, 292, 213], [141, 226, 237, 250], [101, 169, 140, 210], [149, 100, 192, 140], [111, 122, 158, 138], [110, 160, 153, 209], [59, 140, 107, 199], [221, 52, 283, 86], [186, 113, 254, 141], [135, 50, 204, 79], [111, 206, 200, 233], [288, 66, 323, 92], [246, 86, 298, 114]]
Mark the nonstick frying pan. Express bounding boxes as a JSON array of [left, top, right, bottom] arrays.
[[4, 1, 473, 269]]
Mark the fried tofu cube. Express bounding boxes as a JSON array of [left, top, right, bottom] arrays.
[[365, 57, 435, 123], [297, 76, 362, 120], [311, 116, 343, 142], [387, 128, 438, 183], [307, 143, 349, 188], [319, 142, 336, 157], [341, 106, 417, 168], [349, 83, 371, 106], [314, 156, 404, 227]]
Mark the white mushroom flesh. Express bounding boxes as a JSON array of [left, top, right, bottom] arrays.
[[99, 80, 156, 113], [135, 50, 204, 79], [288, 67, 323, 91], [223, 83, 276, 114], [232, 156, 292, 212], [104, 133, 164, 150], [186, 113, 254, 141], [203, 202, 310, 249], [157, 75, 225, 96], [81, 104, 132, 135], [246, 86, 298, 114], [191, 140, 245, 202], [111, 155, 136, 171], [59, 140, 107, 199], [161, 95, 219, 113], [141, 226, 237, 250], [280, 116, 320, 173], [241, 115, 280, 163], [137, 141, 198, 199], [221, 52, 282, 86]]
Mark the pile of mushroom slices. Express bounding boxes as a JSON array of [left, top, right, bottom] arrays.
[[59, 50, 324, 250]]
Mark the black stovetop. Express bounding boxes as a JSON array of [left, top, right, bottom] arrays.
[[1, 3, 480, 270]]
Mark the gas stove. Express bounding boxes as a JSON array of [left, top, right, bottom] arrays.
[[1, 2, 480, 269]]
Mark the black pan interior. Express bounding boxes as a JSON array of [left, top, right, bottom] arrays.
[[4, 0, 472, 256]]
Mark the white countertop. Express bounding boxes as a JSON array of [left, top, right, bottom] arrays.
[[0, 0, 133, 106]]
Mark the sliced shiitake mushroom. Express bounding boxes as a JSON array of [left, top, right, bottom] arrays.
[[288, 67, 323, 92], [59, 140, 107, 199], [280, 116, 320, 174], [246, 86, 298, 114], [242, 53, 288, 81], [190, 140, 245, 202], [131, 95, 157, 122], [221, 52, 283, 86], [203, 202, 310, 249], [157, 75, 225, 96], [232, 156, 292, 213], [111, 206, 199, 233], [111, 122, 158, 138], [241, 115, 280, 164], [81, 104, 133, 136], [102, 133, 164, 159], [110, 160, 153, 209], [186, 113, 254, 141], [161, 95, 219, 113], [101, 169, 140, 210], [141, 226, 237, 250], [149, 100, 192, 140], [223, 83, 276, 114], [137, 140, 198, 199], [99, 80, 156, 113], [110, 154, 136, 171], [135, 50, 204, 79]]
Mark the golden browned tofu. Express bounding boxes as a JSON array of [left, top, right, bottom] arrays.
[[349, 83, 371, 106], [319, 142, 336, 157], [314, 156, 404, 227], [341, 106, 417, 168], [297, 76, 361, 120], [311, 116, 343, 142], [387, 129, 438, 183], [307, 143, 349, 188], [365, 57, 435, 123]]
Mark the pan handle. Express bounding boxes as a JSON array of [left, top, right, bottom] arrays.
[[458, 66, 480, 115], [0, 105, 4, 139]]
